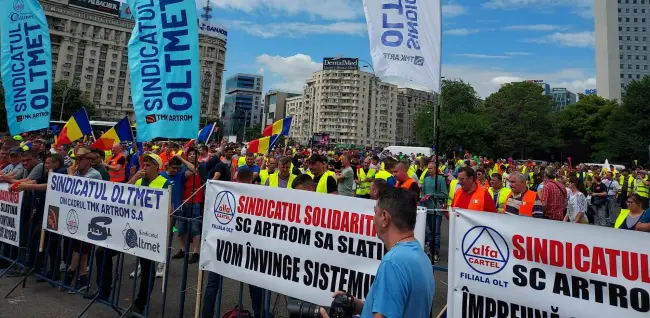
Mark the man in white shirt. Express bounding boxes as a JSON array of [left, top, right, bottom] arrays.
[[602, 171, 620, 226]]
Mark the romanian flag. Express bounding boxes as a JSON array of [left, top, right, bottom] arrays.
[[262, 117, 292, 137], [90, 117, 134, 150], [247, 136, 278, 154], [57, 108, 92, 145], [198, 122, 217, 142]]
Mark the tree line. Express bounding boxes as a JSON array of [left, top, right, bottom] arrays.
[[414, 77, 650, 167]]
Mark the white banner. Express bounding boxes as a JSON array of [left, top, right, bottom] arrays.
[[448, 208, 650, 317], [43, 174, 170, 263], [200, 181, 427, 306], [0, 184, 22, 246], [362, 0, 442, 92]]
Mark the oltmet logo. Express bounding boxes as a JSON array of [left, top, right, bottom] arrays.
[[123, 223, 161, 253]]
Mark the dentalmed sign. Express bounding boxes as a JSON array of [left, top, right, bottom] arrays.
[[362, 0, 442, 93], [127, 0, 200, 141], [0, 0, 53, 135]]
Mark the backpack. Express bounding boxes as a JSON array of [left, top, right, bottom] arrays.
[[222, 306, 252, 318]]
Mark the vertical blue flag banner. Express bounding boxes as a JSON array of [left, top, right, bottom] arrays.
[[127, 0, 200, 141], [0, 0, 53, 135]]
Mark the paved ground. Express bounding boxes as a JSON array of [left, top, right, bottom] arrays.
[[0, 220, 452, 318]]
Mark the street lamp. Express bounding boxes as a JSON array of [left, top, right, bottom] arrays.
[[59, 82, 78, 121]]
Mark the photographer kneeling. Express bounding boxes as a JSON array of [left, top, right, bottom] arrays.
[[320, 187, 435, 318]]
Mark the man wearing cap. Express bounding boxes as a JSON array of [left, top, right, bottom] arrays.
[[308, 154, 338, 194], [0, 148, 24, 182], [59, 147, 102, 289], [87, 152, 171, 316]]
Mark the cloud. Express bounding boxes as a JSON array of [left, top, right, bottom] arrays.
[[441, 65, 595, 98], [526, 31, 595, 48], [482, 0, 593, 18], [207, 0, 360, 20], [442, 4, 468, 17], [444, 28, 485, 36], [455, 54, 510, 59], [502, 24, 568, 31], [504, 52, 535, 56], [226, 20, 367, 38], [255, 54, 322, 92], [257, 68, 265, 75]]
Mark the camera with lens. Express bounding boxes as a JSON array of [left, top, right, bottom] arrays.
[[287, 292, 356, 318]]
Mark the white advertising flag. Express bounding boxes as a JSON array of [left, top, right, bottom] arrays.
[[200, 181, 427, 306], [362, 0, 442, 92]]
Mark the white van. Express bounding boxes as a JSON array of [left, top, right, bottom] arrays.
[[384, 146, 433, 157]]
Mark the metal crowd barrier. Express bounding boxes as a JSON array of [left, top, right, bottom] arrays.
[[0, 183, 451, 318]]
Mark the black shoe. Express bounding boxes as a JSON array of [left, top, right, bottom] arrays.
[[188, 253, 199, 264], [434, 254, 440, 263], [69, 275, 89, 294], [126, 304, 145, 318], [5, 268, 23, 278], [59, 271, 75, 292], [82, 290, 110, 301], [171, 250, 185, 259], [36, 271, 60, 283]]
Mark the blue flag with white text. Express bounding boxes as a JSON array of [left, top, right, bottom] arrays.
[[0, 0, 53, 135], [127, 0, 200, 141]]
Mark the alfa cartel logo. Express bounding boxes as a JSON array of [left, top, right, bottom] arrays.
[[462, 226, 509, 275], [66, 209, 79, 234], [10, 0, 33, 22], [213, 191, 236, 226]]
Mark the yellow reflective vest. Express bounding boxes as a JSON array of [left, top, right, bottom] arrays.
[[259, 169, 277, 185], [268, 174, 296, 189], [447, 179, 459, 206], [488, 187, 513, 213], [135, 175, 168, 188], [375, 170, 392, 181], [356, 168, 376, 196], [315, 173, 335, 194], [635, 176, 649, 198], [615, 209, 630, 229]]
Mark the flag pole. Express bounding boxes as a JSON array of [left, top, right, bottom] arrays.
[[205, 123, 217, 143]]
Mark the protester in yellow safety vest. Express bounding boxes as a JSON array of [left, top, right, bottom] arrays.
[[105, 144, 126, 183], [356, 157, 376, 198], [618, 169, 635, 208], [375, 159, 397, 187], [634, 169, 649, 207], [266, 156, 296, 189], [307, 154, 338, 194], [237, 155, 246, 167], [92, 153, 171, 315], [258, 157, 277, 185], [488, 173, 512, 213], [447, 177, 460, 207], [614, 194, 650, 230]]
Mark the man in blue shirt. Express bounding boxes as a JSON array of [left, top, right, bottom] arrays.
[[320, 187, 435, 318], [236, 152, 260, 180], [160, 155, 196, 268]]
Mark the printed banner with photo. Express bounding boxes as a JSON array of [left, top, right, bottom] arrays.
[[42, 174, 170, 263], [447, 208, 650, 318], [200, 181, 427, 306], [0, 184, 23, 247]]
